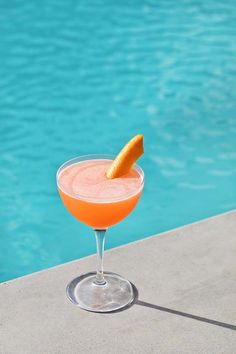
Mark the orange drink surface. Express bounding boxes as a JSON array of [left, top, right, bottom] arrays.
[[57, 159, 144, 229]]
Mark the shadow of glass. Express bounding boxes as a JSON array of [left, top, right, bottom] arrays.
[[110, 283, 236, 331], [135, 299, 236, 331]]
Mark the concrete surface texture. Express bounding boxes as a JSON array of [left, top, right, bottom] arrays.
[[0, 210, 236, 354]]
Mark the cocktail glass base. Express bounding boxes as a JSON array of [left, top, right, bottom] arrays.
[[66, 271, 135, 313]]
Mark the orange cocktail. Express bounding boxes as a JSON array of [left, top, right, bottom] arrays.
[[57, 157, 143, 229], [57, 135, 144, 313]]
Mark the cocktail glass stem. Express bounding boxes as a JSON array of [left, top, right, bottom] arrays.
[[94, 229, 107, 285]]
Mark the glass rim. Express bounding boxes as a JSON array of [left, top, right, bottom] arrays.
[[56, 154, 145, 203]]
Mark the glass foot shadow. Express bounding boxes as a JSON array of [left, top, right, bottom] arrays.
[[106, 284, 236, 331], [135, 299, 236, 331]]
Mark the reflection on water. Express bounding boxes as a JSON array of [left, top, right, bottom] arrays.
[[1, 0, 236, 281]]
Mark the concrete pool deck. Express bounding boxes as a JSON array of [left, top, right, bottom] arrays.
[[1, 210, 236, 353]]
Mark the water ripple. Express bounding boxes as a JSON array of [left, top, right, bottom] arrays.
[[1, 0, 236, 281]]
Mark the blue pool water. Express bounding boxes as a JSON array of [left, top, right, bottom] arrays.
[[1, 1, 236, 282]]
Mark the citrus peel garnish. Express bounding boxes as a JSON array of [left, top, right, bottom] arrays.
[[106, 134, 144, 179]]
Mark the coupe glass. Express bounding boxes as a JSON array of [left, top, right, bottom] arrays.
[[56, 154, 144, 312]]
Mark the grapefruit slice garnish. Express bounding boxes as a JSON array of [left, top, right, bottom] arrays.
[[106, 134, 144, 179]]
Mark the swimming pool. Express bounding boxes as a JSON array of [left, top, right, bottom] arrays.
[[1, 0, 236, 282]]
